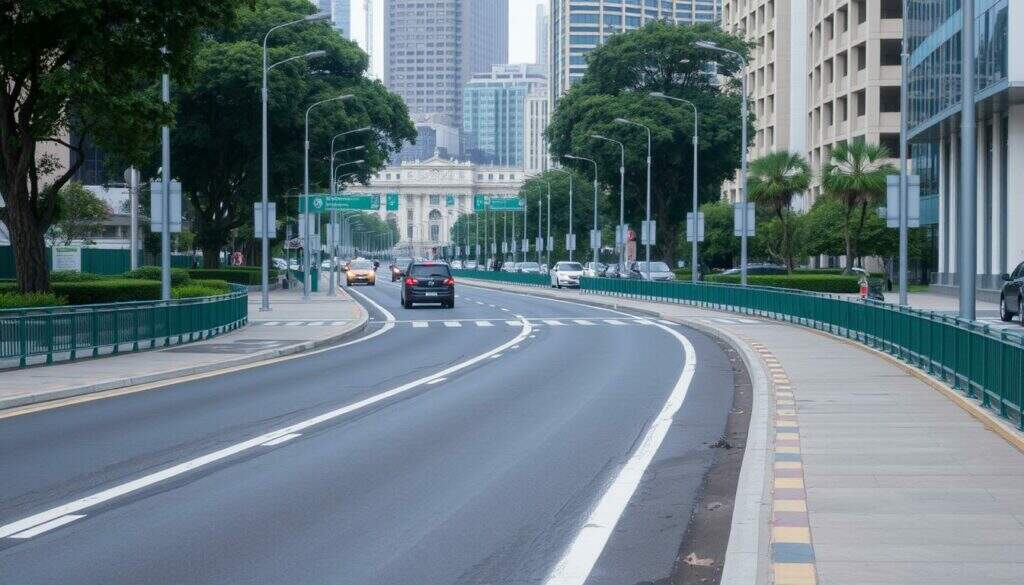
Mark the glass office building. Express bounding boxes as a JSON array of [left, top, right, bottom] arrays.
[[906, 0, 1022, 295], [462, 64, 547, 167]]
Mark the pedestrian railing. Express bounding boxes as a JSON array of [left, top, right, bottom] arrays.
[[451, 268, 549, 287], [0, 284, 249, 367], [453, 269, 1024, 429]]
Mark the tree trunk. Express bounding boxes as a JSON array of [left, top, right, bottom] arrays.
[[202, 247, 220, 268], [842, 203, 855, 275], [4, 182, 50, 293], [777, 207, 794, 274]]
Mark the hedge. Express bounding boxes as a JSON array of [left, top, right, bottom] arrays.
[[124, 266, 192, 286], [172, 284, 225, 299], [188, 279, 231, 294], [0, 292, 68, 309], [705, 273, 864, 293], [50, 270, 110, 283], [188, 268, 278, 285], [51, 279, 162, 304]]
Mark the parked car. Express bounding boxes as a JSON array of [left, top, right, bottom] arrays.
[[550, 261, 584, 288], [1000, 261, 1024, 324], [401, 261, 455, 309], [720, 263, 787, 276], [583, 262, 606, 277], [627, 261, 676, 281], [518, 262, 541, 274]]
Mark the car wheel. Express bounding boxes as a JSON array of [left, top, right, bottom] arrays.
[[1000, 296, 1014, 322]]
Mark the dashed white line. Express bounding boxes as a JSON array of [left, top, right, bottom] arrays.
[[543, 320, 565, 326], [443, 321, 462, 328], [261, 433, 301, 447], [658, 319, 677, 326], [573, 320, 594, 326], [412, 321, 429, 328], [603, 319, 626, 326], [506, 320, 522, 326], [501, 308, 510, 312], [475, 321, 494, 327]]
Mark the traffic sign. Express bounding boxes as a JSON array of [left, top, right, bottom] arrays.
[[150, 180, 182, 233], [686, 212, 705, 243], [489, 197, 523, 211], [566, 233, 576, 251], [386, 193, 400, 211], [254, 202, 276, 239], [300, 194, 381, 213], [473, 194, 489, 211], [641, 220, 656, 245], [733, 202, 755, 236], [535, 236, 544, 252], [884, 175, 921, 228]]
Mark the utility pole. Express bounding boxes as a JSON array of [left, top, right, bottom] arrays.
[[160, 55, 171, 302], [897, 0, 910, 306], [958, 0, 977, 320]]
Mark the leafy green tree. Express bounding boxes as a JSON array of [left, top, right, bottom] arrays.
[[748, 152, 810, 273], [153, 0, 415, 267], [821, 142, 896, 273], [547, 22, 752, 264], [46, 183, 111, 246], [0, 0, 243, 292], [802, 197, 848, 258]]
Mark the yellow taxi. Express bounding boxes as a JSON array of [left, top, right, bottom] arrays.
[[345, 259, 377, 286]]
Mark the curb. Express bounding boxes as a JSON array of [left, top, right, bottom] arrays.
[[460, 278, 771, 583], [0, 294, 371, 412]]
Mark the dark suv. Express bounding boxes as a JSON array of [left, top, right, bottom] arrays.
[[1000, 261, 1024, 324], [401, 262, 455, 309]]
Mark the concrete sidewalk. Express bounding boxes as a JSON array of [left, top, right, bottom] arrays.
[[460, 279, 1024, 585], [0, 280, 368, 411]]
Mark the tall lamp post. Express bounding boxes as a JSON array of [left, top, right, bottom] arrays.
[[696, 40, 749, 285], [304, 94, 353, 300], [261, 11, 329, 310], [327, 157, 365, 294], [959, 0, 977, 320], [650, 92, 700, 283], [564, 154, 599, 267], [550, 168, 574, 261], [613, 118, 652, 269], [591, 134, 625, 270]]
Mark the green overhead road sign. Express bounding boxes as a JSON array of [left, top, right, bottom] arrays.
[[473, 194, 488, 211], [474, 194, 522, 211], [386, 193, 399, 211], [300, 194, 381, 213]]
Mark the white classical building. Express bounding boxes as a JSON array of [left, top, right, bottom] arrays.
[[360, 154, 526, 257]]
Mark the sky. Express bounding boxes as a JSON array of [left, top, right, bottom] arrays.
[[351, 0, 547, 77]]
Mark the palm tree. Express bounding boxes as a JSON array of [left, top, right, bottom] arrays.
[[821, 141, 896, 274], [748, 152, 811, 273]]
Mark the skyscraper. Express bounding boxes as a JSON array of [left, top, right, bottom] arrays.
[[550, 0, 721, 100], [462, 64, 546, 168], [535, 3, 549, 69], [383, 0, 509, 126], [332, 0, 351, 38]]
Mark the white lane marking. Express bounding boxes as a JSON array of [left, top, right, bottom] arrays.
[[543, 324, 697, 585], [511, 345, 520, 349], [475, 321, 494, 327], [306, 321, 325, 327], [738, 318, 760, 324], [573, 320, 594, 326], [476, 301, 486, 305], [636, 319, 655, 325], [658, 319, 676, 326], [506, 320, 523, 327], [427, 377, 447, 385], [603, 319, 626, 326], [9, 515, 86, 539], [285, 321, 304, 327], [443, 321, 462, 328], [490, 354, 503, 359], [0, 316, 533, 541], [501, 308, 510, 312], [543, 320, 565, 326], [489, 304, 497, 308], [261, 433, 301, 447], [262, 321, 281, 326], [412, 321, 429, 328]]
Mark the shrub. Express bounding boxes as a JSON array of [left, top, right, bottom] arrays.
[[124, 266, 192, 286], [187, 279, 231, 294], [188, 268, 277, 285], [172, 284, 225, 299], [49, 271, 108, 282], [52, 279, 162, 304], [0, 292, 68, 309], [706, 273, 863, 293]]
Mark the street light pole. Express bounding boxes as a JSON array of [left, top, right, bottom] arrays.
[[304, 94, 353, 300], [591, 135, 625, 270], [261, 12, 329, 310], [696, 41, 749, 285], [614, 119, 652, 268], [160, 62, 171, 302], [550, 169, 574, 262], [959, 0, 977, 321], [650, 92, 700, 282], [565, 155, 599, 267]]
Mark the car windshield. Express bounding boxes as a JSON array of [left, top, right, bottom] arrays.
[[350, 261, 373, 270], [636, 262, 671, 272], [409, 264, 451, 278], [394, 258, 412, 266], [556, 262, 583, 271], [520, 262, 540, 270]]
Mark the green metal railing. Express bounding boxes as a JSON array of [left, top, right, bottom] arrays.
[[451, 268, 549, 287], [0, 284, 249, 367], [454, 270, 1024, 429]]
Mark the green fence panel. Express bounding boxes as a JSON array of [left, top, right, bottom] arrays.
[[450, 268, 549, 287], [81, 248, 132, 275], [0, 284, 248, 366]]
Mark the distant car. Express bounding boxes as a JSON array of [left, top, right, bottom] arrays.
[[390, 257, 413, 281], [601, 264, 622, 278], [628, 261, 676, 281], [550, 261, 584, 288], [583, 262, 606, 277], [1000, 261, 1024, 324], [401, 261, 455, 309], [345, 259, 376, 286], [501, 262, 517, 272], [518, 262, 541, 274], [721, 263, 787, 276]]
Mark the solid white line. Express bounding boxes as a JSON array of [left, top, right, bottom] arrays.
[[543, 323, 697, 585], [635, 319, 655, 325], [426, 377, 447, 385], [443, 321, 462, 328], [9, 515, 86, 539], [262, 321, 281, 326], [261, 433, 301, 447], [658, 319, 676, 326], [0, 294, 500, 542], [475, 321, 494, 327]]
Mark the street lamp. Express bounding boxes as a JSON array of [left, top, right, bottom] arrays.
[[549, 168, 574, 262], [304, 94, 353, 300], [696, 40, 749, 286], [614, 118, 652, 270], [564, 154, 599, 267], [524, 174, 550, 266], [325, 158, 364, 294], [650, 91, 700, 283], [261, 12, 329, 310], [591, 134, 625, 270]]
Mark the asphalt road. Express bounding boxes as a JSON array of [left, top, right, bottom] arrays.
[[0, 275, 737, 584]]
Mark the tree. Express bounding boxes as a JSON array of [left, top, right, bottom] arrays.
[[748, 152, 810, 273], [821, 142, 896, 273], [0, 0, 244, 292], [158, 0, 415, 267], [684, 200, 771, 271], [46, 183, 110, 246], [546, 21, 753, 264]]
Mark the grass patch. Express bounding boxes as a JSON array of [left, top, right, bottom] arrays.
[[0, 292, 68, 309], [706, 273, 864, 293]]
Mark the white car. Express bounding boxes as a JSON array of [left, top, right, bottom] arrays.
[[583, 262, 606, 277], [272, 258, 289, 271], [550, 261, 584, 288]]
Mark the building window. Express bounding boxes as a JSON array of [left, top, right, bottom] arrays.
[[429, 194, 440, 205], [879, 86, 901, 113], [855, 89, 866, 116], [879, 39, 901, 66]]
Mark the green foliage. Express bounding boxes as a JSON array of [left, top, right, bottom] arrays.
[[0, 293, 69, 309], [46, 183, 111, 246], [0, 0, 245, 293], [547, 22, 753, 263], [124, 267, 193, 286], [706, 273, 862, 293], [172, 284, 226, 299], [681, 201, 771, 270], [188, 279, 232, 294], [49, 271, 108, 283], [188, 268, 275, 285], [52, 280, 162, 304], [748, 152, 811, 272], [154, 0, 416, 267]]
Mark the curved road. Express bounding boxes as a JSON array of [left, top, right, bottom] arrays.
[[0, 277, 737, 584]]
